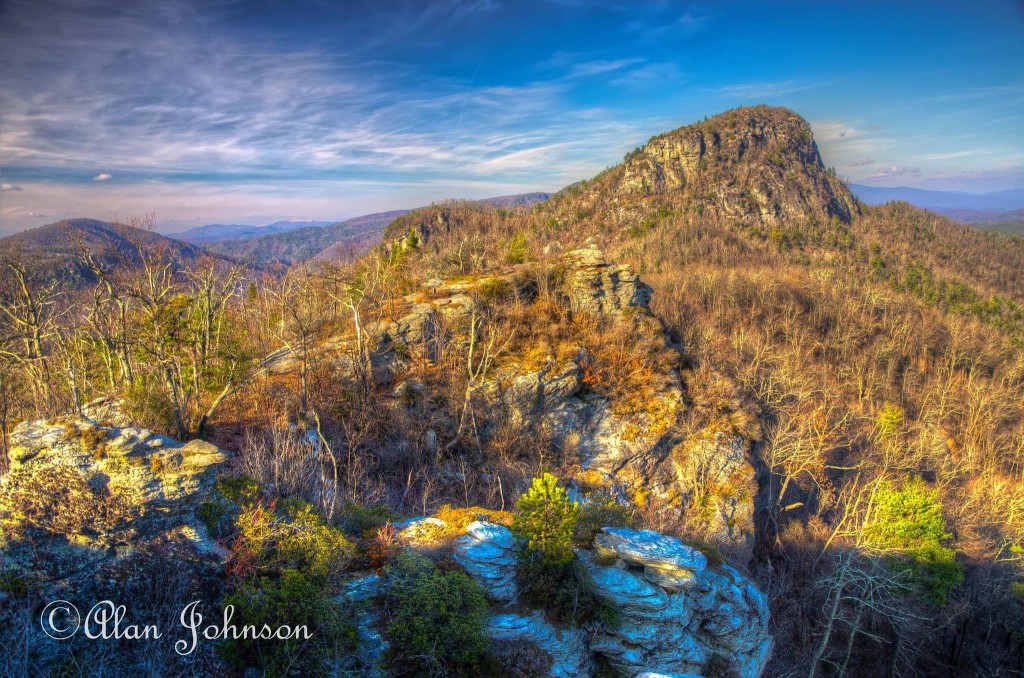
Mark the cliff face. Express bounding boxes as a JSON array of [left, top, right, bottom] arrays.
[[533, 106, 856, 237], [617, 107, 858, 226]]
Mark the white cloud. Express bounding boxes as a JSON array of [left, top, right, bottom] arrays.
[[475, 143, 571, 172], [0, 183, 23, 192], [870, 165, 920, 179], [93, 173, 112, 181]]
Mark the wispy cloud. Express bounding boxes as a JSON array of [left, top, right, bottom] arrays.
[[812, 121, 892, 160], [869, 165, 920, 179], [718, 80, 815, 99], [93, 173, 113, 181], [610, 62, 685, 89], [925, 85, 1024, 103], [475, 142, 571, 172], [569, 58, 645, 78], [0, 184, 23, 192], [915, 150, 980, 161], [624, 8, 711, 40]]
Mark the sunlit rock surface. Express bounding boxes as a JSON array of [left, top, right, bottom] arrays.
[[452, 520, 520, 602], [444, 522, 771, 678], [587, 528, 771, 677], [489, 611, 592, 678]]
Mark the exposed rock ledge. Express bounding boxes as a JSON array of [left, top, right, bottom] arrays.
[[0, 414, 229, 601], [400, 519, 773, 678]]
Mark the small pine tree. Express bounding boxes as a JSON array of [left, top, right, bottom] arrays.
[[513, 473, 579, 567], [875, 402, 904, 438]]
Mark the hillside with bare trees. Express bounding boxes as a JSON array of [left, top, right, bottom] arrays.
[[1, 106, 1021, 677]]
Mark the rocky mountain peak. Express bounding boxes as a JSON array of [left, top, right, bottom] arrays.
[[614, 105, 858, 226]]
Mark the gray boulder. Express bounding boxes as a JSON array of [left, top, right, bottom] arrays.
[[563, 245, 653, 315], [452, 520, 520, 602], [489, 611, 592, 678], [595, 527, 707, 590]]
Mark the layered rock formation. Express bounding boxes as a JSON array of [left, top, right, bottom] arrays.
[[453, 521, 520, 602], [435, 519, 772, 677], [0, 410, 230, 670], [562, 244, 653, 314], [489, 612, 591, 678], [587, 528, 771, 677]]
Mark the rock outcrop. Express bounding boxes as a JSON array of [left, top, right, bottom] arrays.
[[595, 527, 707, 589], [310, 244, 755, 561], [409, 521, 773, 678], [587, 528, 770, 678], [672, 430, 758, 559], [0, 413, 230, 671], [3, 413, 227, 537], [489, 612, 592, 678], [452, 520, 520, 602], [0, 412, 228, 564], [616, 106, 858, 227], [563, 244, 653, 315]]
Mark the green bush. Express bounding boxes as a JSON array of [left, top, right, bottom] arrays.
[[574, 496, 635, 547], [336, 500, 400, 535], [875, 402, 905, 438], [218, 489, 360, 675], [864, 477, 963, 605], [1010, 581, 1024, 600], [197, 475, 261, 537], [513, 473, 579, 567], [910, 543, 964, 607], [233, 498, 356, 586], [511, 475, 617, 626], [864, 477, 949, 551], [221, 569, 356, 677], [383, 552, 490, 675], [503, 231, 530, 265], [516, 551, 617, 627]]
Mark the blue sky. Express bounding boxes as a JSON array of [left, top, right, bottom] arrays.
[[1, 0, 1022, 234]]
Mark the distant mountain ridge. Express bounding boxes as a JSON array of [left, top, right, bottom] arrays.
[[939, 207, 1024, 224], [202, 210, 413, 266], [851, 184, 1024, 214], [201, 192, 551, 266], [0, 218, 223, 286], [173, 219, 337, 244]]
